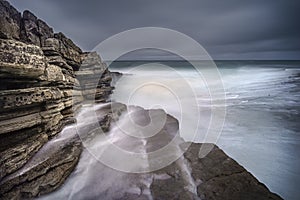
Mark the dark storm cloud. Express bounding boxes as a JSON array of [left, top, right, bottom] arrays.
[[8, 0, 300, 59]]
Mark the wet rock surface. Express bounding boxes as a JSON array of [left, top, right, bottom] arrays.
[[36, 105, 282, 200], [149, 144, 283, 200], [183, 144, 283, 200]]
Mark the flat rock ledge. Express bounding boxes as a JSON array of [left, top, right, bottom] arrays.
[[151, 143, 283, 200]]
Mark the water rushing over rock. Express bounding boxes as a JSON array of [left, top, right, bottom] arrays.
[[38, 104, 281, 200]]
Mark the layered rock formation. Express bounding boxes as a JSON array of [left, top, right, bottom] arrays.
[[0, 37, 78, 180], [0, 0, 114, 198]]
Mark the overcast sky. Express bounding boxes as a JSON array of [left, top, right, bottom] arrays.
[[9, 0, 300, 60]]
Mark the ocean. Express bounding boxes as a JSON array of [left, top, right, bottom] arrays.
[[109, 60, 300, 200]]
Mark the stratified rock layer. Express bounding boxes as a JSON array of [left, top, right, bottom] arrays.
[[0, 38, 77, 180], [0, 0, 114, 198]]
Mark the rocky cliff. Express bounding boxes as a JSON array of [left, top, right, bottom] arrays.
[[0, 1, 283, 200], [0, 0, 114, 198]]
